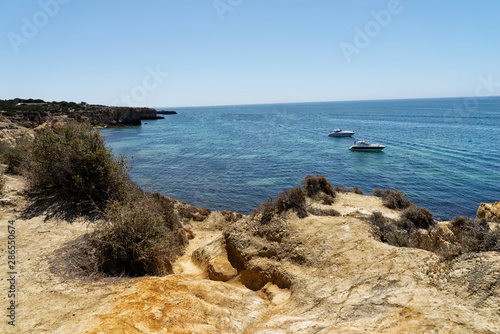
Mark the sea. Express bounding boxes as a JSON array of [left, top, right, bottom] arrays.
[[100, 97, 500, 220]]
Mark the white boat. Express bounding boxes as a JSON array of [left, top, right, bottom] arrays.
[[328, 129, 355, 137], [349, 140, 385, 151]]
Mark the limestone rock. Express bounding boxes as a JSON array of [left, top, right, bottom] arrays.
[[477, 201, 500, 220], [34, 115, 89, 133], [192, 235, 237, 282], [221, 212, 500, 333], [0, 121, 35, 148]]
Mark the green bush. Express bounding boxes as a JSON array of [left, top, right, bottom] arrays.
[[0, 146, 27, 174], [302, 175, 336, 199], [27, 123, 130, 204], [95, 192, 187, 276]]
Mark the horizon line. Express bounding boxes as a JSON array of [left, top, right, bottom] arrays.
[[156, 95, 500, 109]]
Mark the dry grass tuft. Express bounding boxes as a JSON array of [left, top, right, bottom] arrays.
[[372, 188, 413, 210]]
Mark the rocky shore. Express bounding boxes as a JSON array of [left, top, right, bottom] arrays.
[[0, 117, 499, 333], [0, 99, 175, 128]]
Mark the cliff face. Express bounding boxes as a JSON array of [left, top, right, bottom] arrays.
[[73, 105, 161, 126], [0, 99, 166, 127]]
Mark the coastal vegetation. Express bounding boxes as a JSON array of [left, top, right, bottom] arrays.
[[0, 171, 5, 195], [0, 144, 27, 174], [369, 205, 499, 258], [27, 123, 131, 206], [1, 120, 187, 277], [251, 175, 342, 224], [246, 175, 498, 261], [95, 191, 187, 276], [372, 188, 412, 210]]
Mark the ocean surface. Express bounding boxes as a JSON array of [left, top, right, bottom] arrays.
[[101, 97, 500, 220]]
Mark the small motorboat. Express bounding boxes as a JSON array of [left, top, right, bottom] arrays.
[[328, 129, 355, 137], [349, 140, 385, 151]]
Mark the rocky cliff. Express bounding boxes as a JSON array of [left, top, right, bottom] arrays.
[[3, 184, 498, 333], [0, 99, 167, 128]]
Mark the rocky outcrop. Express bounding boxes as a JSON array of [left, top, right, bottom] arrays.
[[477, 201, 500, 220], [33, 115, 89, 133], [157, 110, 177, 115], [9, 176, 500, 334], [0, 120, 35, 147], [191, 235, 237, 282], [79, 106, 156, 126], [221, 209, 500, 333], [1, 99, 168, 128], [76, 194, 500, 333]]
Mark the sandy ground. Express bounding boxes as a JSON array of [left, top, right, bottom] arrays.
[[0, 173, 133, 333], [0, 172, 244, 333]]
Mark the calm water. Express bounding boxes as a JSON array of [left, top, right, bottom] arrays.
[[101, 97, 500, 220]]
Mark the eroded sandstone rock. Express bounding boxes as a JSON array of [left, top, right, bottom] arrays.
[[191, 235, 237, 282], [34, 115, 89, 133], [477, 201, 500, 220], [0, 121, 35, 147]]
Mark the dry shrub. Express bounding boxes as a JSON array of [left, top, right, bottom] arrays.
[[373, 188, 412, 210], [50, 234, 102, 280], [400, 205, 435, 229], [307, 206, 340, 217], [177, 204, 211, 222], [302, 175, 336, 199], [252, 187, 308, 224], [276, 187, 307, 218], [221, 210, 243, 223], [0, 171, 5, 195], [27, 122, 130, 205], [369, 211, 500, 260], [252, 197, 278, 224], [369, 211, 409, 247], [94, 191, 187, 276], [335, 186, 364, 195], [320, 193, 335, 205], [353, 187, 364, 195], [450, 216, 500, 252]]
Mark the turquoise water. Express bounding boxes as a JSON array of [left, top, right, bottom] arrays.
[[101, 97, 500, 220]]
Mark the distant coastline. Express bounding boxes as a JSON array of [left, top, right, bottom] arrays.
[[0, 98, 177, 128]]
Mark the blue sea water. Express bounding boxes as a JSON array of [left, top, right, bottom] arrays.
[[101, 97, 500, 220]]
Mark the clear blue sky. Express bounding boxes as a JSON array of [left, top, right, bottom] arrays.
[[1, 0, 499, 107]]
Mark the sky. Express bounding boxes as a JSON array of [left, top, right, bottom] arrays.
[[0, 0, 499, 107]]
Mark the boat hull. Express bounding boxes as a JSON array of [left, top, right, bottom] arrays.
[[328, 132, 355, 137], [349, 146, 385, 151]]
